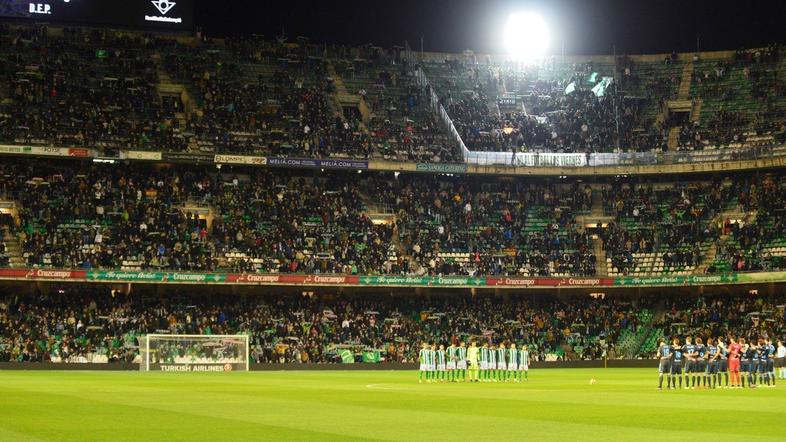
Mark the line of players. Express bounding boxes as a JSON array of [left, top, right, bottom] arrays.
[[657, 336, 786, 389], [418, 341, 531, 383]]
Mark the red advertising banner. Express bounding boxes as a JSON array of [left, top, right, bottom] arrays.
[[68, 148, 90, 157], [0, 269, 86, 279], [226, 274, 360, 285], [485, 277, 615, 287]]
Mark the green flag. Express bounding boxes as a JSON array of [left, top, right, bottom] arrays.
[[338, 349, 354, 363], [362, 351, 381, 363], [588, 72, 598, 83], [592, 77, 613, 97], [564, 81, 576, 95]]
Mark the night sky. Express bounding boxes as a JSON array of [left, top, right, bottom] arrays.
[[195, 0, 786, 56]]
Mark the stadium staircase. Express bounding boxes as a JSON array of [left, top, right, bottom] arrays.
[[677, 63, 694, 100], [1, 227, 24, 268], [620, 298, 668, 358], [697, 202, 755, 273], [594, 241, 608, 277], [667, 127, 681, 150], [326, 62, 369, 123], [356, 191, 406, 270], [697, 241, 719, 273], [662, 63, 696, 151], [153, 53, 200, 128], [690, 99, 703, 123], [634, 298, 669, 357], [584, 188, 610, 276]]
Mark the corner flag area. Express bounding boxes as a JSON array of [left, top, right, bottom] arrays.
[[1, 369, 784, 441]]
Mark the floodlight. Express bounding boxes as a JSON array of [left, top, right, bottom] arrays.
[[503, 12, 550, 62]]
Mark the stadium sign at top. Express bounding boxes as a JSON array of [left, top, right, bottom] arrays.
[[146, 0, 181, 24], [0, 0, 193, 30]]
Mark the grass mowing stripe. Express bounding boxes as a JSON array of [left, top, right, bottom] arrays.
[[0, 426, 47, 442], [0, 390, 379, 442]]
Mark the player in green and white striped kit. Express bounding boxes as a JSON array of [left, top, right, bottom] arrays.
[[446, 342, 457, 382], [457, 341, 468, 382], [519, 345, 530, 381], [418, 342, 429, 383], [428, 344, 437, 382], [489, 344, 497, 382], [436, 344, 447, 382], [480, 343, 490, 382], [497, 343, 507, 382], [508, 343, 519, 382]]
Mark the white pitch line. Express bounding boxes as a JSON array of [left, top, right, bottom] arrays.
[[365, 383, 402, 390], [365, 383, 553, 392]]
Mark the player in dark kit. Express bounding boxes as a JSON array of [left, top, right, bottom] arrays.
[[739, 338, 750, 388], [745, 340, 758, 388], [694, 337, 707, 388], [670, 338, 684, 388], [758, 338, 771, 386], [706, 338, 719, 389], [657, 339, 672, 390], [716, 337, 729, 388], [682, 337, 696, 389], [766, 339, 776, 386]]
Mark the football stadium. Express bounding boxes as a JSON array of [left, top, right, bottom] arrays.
[[1, 0, 786, 440]]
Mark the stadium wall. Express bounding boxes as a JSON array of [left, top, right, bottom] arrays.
[[0, 360, 659, 371]]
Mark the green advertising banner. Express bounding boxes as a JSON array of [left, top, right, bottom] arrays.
[[359, 276, 485, 286], [614, 274, 739, 286], [4, 268, 786, 288], [87, 271, 226, 283], [735, 272, 786, 283]]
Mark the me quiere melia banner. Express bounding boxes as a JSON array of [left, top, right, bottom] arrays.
[[0, 269, 765, 288]]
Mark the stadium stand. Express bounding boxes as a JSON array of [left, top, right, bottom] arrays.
[[0, 23, 786, 368], [2, 24, 784, 161], [1, 158, 786, 277], [0, 289, 654, 363], [1, 289, 783, 364]]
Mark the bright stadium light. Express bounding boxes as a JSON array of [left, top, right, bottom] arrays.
[[503, 12, 550, 62]]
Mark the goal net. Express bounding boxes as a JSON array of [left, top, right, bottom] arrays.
[[139, 334, 249, 372]]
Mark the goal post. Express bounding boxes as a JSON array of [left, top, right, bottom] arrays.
[[139, 334, 249, 372]]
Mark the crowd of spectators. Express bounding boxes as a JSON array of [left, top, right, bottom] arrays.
[[601, 178, 733, 274], [0, 288, 649, 364], [0, 25, 179, 153], [0, 25, 457, 161], [656, 293, 786, 346], [709, 174, 786, 273], [427, 57, 676, 155], [378, 174, 596, 276], [680, 44, 786, 151], [2, 24, 782, 164], [3, 159, 786, 278]]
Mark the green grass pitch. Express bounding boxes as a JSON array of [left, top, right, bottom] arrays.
[[1, 369, 785, 441]]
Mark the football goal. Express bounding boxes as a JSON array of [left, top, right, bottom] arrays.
[[139, 334, 249, 372]]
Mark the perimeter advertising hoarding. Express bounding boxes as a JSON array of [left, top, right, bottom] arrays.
[[0, 269, 775, 288], [266, 157, 369, 170]]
